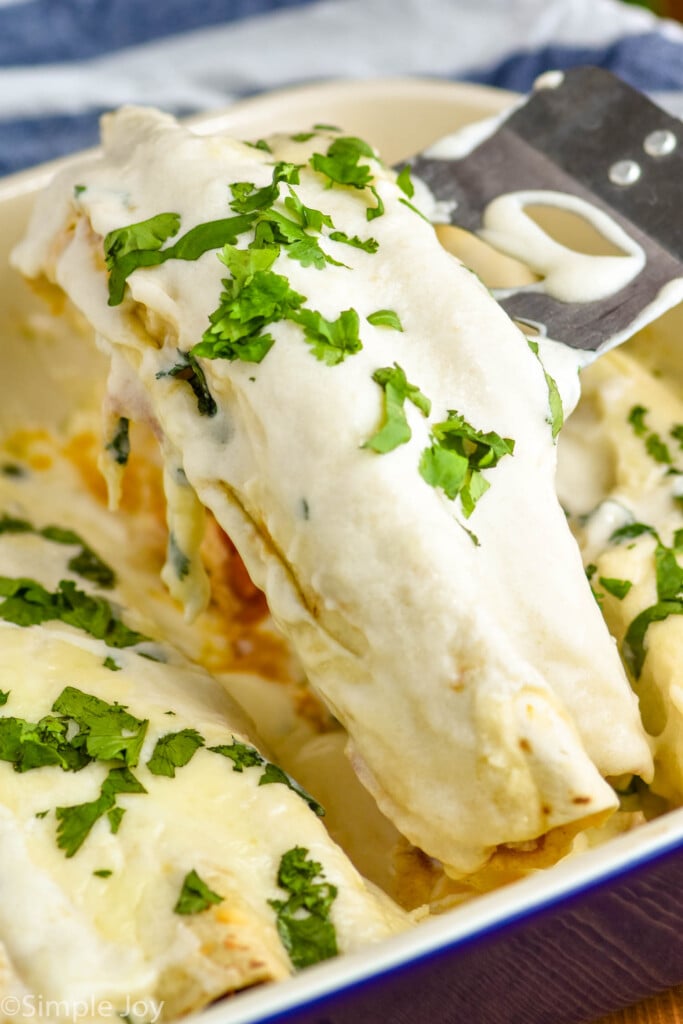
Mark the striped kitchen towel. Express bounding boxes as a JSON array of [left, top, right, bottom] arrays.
[[1, 0, 682, 175]]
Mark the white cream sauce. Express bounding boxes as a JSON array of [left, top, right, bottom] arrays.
[[11, 107, 655, 879]]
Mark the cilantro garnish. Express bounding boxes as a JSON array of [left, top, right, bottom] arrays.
[[419, 411, 515, 517], [0, 691, 8, 706], [105, 417, 130, 466], [291, 308, 362, 365], [174, 869, 223, 915], [193, 245, 305, 364], [0, 576, 149, 648], [1, 463, 25, 478], [93, 869, 112, 878], [56, 766, 146, 857], [366, 309, 403, 331], [147, 728, 205, 777], [363, 364, 431, 454], [609, 522, 659, 545], [104, 212, 255, 305], [621, 536, 683, 677], [628, 405, 648, 436], [283, 189, 334, 233], [0, 715, 89, 773], [395, 165, 415, 198], [670, 424, 683, 450], [269, 847, 338, 970], [398, 197, 430, 222], [209, 737, 324, 816], [527, 339, 564, 439], [599, 576, 633, 600], [310, 136, 383, 221], [627, 405, 672, 465], [290, 132, 315, 143], [229, 162, 301, 215], [0, 515, 116, 589], [328, 230, 378, 253], [245, 139, 273, 153], [156, 352, 217, 417], [103, 656, 120, 672], [52, 686, 148, 767]]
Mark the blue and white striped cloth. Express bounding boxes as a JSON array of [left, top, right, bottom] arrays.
[[1, 0, 683, 177]]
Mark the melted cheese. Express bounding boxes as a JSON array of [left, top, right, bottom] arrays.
[[0, 460, 407, 1021], [12, 107, 654, 879]]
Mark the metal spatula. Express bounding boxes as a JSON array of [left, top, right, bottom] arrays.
[[406, 66, 683, 357]]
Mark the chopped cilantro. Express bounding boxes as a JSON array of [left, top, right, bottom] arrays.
[[0, 516, 116, 589], [52, 686, 148, 767], [93, 869, 113, 878], [283, 189, 334, 233], [167, 533, 190, 582], [419, 411, 515, 518], [599, 576, 633, 600], [366, 309, 403, 331], [313, 123, 341, 132], [609, 522, 659, 545], [105, 417, 130, 466], [0, 690, 8, 706], [328, 230, 378, 253], [646, 433, 672, 465], [290, 132, 315, 143], [209, 738, 324, 816], [73, 184, 87, 197], [103, 656, 120, 672], [527, 339, 564, 439], [627, 405, 649, 436], [105, 212, 255, 305], [107, 805, 126, 834], [193, 244, 305, 364], [147, 728, 205, 777], [56, 766, 146, 857], [310, 136, 383, 220], [0, 576, 149, 648], [395, 165, 415, 198], [246, 139, 273, 153], [229, 162, 301, 215], [621, 538, 683, 677], [670, 424, 683, 450], [269, 847, 338, 970], [0, 715, 88, 773], [291, 307, 362, 365], [35, 809, 49, 819], [398, 197, 430, 222], [1, 463, 25, 478], [174, 869, 223, 914], [104, 212, 181, 304], [363, 363, 431, 454]]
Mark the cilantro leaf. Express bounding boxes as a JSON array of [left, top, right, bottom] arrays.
[[366, 185, 384, 222], [156, 352, 218, 415], [310, 137, 374, 189], [646, 433, 672, 465], [51, 686, 148, 767], [105, 417, 130, 466], [0, 715, 87, 773], [291, 308, 362, 365], [209, 738, 324, 815], [147, 728, 205, 777], [193, 244, 305, 364], [419, 411, 515, 517], [0, 691, 8, 706], [104, 213, 181, 305], [395, 165, 415, 198], [103, 656, 120, 672], [0, 517, 116, 589], [366, 309, 403, 331], [527, 339, 564, 439], [174, 869, 223, 915], [283, 189, 334, 233], [105, 213, 255, 305], [229, 162, 301, 215], [670, 424, 683, 450], [598, 577, 633, 600], [0, 576, 149, 648], [363, 363, 431, 454], [56, 766, 146, 857], [269, 847, 338, 970], [398, 197, 430, 221], [328, 230, 378, 254], [628, 404, 649, 436], [622, 600, 683, 678], [609, 522, 660, 545]]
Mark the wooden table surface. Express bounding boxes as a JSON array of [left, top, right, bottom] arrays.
[[596, 986, 683, 1024]]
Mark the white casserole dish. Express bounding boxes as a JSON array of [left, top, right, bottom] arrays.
[[1, 77, 681, 1024]]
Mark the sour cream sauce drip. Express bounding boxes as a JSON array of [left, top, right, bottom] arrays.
[[11, 108, 653, 877]]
